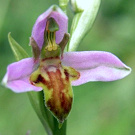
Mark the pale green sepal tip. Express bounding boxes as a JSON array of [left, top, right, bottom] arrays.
[[51, 4, 63, 12], [51, 5, 59, 11], [8, 32, 29, 61]]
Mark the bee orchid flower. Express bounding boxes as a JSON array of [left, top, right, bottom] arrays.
[[2, 5, 131, 124]]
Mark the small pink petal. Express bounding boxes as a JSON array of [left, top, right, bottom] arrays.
[[32, 5, 68, 49], [62, 51, 131, 86], [2, 58, 42, 93]]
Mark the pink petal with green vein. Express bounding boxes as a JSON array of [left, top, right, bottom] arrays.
[[2, 58, 42, 93], [32, 5, 68, 49], [62, 51, 131, 86]]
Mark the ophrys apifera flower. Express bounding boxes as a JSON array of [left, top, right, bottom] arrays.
[[2, 5, 131, 124]]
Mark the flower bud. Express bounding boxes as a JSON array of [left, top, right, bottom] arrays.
[[68, 0, 101, 51]]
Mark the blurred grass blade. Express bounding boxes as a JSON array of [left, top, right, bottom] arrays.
[[8, 33, 53, 135], [8, 32, 29, 61], [0, 0, 11, 32]]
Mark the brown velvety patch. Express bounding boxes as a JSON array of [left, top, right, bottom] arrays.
[[32, 74, 52, 90], [46, 69, 73, 123]]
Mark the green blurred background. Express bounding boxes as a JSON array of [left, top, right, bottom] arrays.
[[0, 0, 135, 135]]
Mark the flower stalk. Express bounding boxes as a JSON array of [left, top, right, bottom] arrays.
[[28, 91, 53, 135]]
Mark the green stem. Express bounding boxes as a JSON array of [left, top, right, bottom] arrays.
[[38, 91, 54, 131], [27, 91, 53, 135], [53, 118, 67, 135]]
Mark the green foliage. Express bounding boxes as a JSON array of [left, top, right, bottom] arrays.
[[8, 33, 29, 61]]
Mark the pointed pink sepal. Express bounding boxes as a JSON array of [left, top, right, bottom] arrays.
[[2, 58, 42, 93], [62, 51, 131, 86]]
